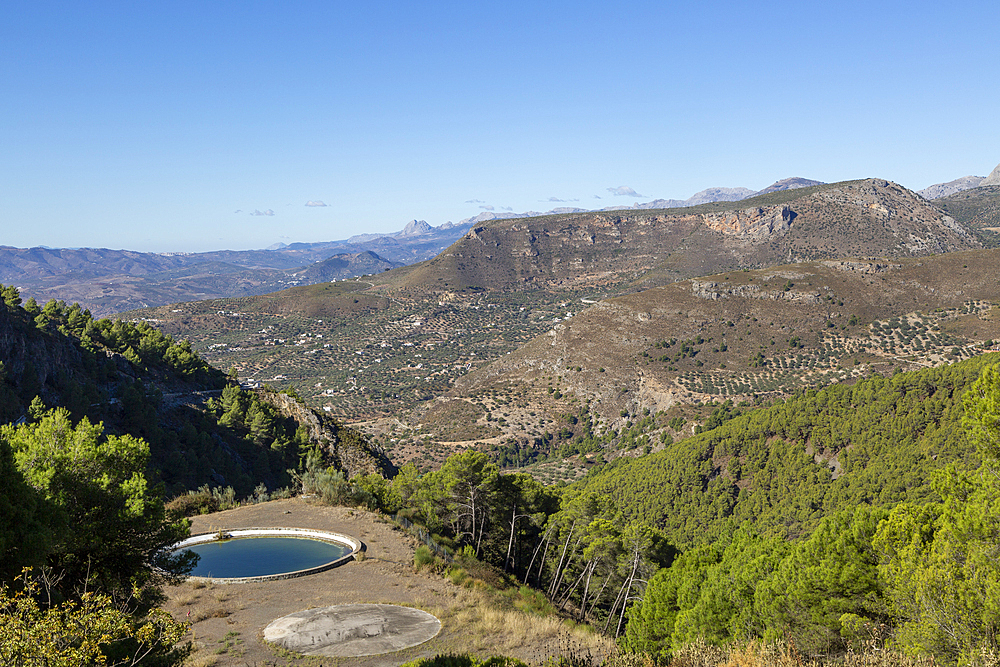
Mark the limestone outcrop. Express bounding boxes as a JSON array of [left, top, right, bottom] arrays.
[[701, 205, 794, 240]]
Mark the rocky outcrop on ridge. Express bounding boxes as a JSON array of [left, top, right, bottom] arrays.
[[258, 390, 395, 479], [701, 205, 793, 240]]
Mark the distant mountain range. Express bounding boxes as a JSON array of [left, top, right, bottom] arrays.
[[917, 163, 1000, 199], [456, 177, 825, 225], [918, 176, 986, 199], [3, 167, 997, 316], [0, 220, 472, 316], [403, 178, 980, 295]]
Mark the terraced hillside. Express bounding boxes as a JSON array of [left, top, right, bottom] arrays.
[[454, 249, 1000, 422], [132, 278, 596, 420]]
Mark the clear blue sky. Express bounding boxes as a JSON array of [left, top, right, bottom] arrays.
[[3, 1, 998, 253]]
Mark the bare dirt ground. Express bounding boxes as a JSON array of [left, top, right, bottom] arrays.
[[163, 497, 608, 667]]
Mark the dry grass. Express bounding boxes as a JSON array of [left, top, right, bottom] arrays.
[[174, 591, 201, 606], [190, 607, 231, 622], [185, 654, 218, 667], [436, 587, 614, 657]]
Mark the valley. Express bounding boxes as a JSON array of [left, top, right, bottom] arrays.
[[129, 179, 1000, 473]]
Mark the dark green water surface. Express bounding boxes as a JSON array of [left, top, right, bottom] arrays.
[[182, 536, 352, 578]]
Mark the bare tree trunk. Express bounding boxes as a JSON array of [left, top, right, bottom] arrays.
[[586, 568, 615, 620], [475, 502, 486, 557], [525, 524, 553, 586], [558, 563, 589, 610], [579, 560, 596, 621], [504, 504, 518, 573], [615, 548, 641, 638], [504, 504, 530, 574], [551, 535, 585, 603], [604, 578, 630, 634], [548, 520, 576, 597]]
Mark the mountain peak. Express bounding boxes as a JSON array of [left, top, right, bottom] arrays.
[[683, 186, 756, 206], [982, 163, 1000, 187], [400, 219, 433, 237], [755, 177, 824, 195]]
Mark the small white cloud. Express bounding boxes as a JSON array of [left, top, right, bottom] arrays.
[[305, 200, 328, 207], [479, 205, 495, 211], [234, 209, 243, 213], [593, 195, 602, 199], [250, 209, 275, 216], [607, 186, 644, 197], [501, 206, 513, 211], [545, 196, 579, 203], [465, 198, 485, 204]]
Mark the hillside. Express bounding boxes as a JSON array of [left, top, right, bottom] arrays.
[[289, 250, 400, 282], [933, 185, 1000, 246], [447, 249, 1000, 435], [565, 353, 996, 546], [121, 180, 979, 440], [0, 286, 391, 498]]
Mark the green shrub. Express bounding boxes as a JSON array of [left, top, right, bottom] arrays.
[[165, 489, 218, 517], [447, 567, 470, 587], [414, 545, 436, 570]]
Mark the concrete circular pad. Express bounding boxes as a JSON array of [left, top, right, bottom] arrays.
[[264, 604, 442, 657]]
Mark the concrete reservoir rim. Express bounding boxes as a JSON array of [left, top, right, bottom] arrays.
[[171, 527, 362, 584]]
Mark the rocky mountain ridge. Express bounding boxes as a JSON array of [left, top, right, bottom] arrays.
[[400, 178, 979, 294], [916, 162, 1000, 199], [456, 177, 823, 224]]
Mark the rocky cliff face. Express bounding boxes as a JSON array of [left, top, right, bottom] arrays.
[[701, 205, 793, 240], [257, 390, 395, 479], [0, 307, 83, 409]]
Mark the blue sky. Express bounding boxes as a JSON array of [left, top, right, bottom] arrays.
[[3, 1, 998, 253]]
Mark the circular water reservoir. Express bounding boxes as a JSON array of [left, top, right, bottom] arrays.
[[171, 528, 361, 583]]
